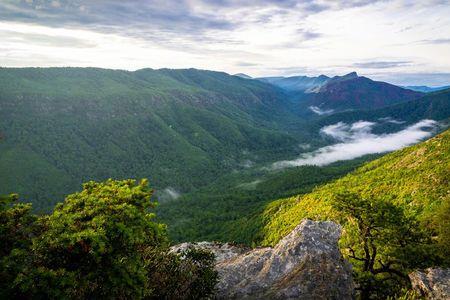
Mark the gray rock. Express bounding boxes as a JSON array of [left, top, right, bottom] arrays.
[[171, 219, 354, 299], [409, 268, 450, 299], [170, 241, 249, 263]]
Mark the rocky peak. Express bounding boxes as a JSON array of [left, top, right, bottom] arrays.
[[171, 219, 354, 299]]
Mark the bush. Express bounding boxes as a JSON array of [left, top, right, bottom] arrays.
[[0, 179, 217, 299]]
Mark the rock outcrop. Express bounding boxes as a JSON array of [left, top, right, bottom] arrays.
[[409, 268, 450, 299], [171, 219, 354, 299]]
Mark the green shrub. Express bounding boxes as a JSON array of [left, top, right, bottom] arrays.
[[0, 179, 217, 299]]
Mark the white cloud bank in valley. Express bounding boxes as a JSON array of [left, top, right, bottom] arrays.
[[272, 119, 438, 169]]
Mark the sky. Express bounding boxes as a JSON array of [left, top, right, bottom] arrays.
[[0, 0, 449, 86]]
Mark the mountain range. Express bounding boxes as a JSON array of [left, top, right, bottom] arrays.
[[1, 67, 448, 300], [0, 67, 448, 217], [403, 85, 450, 93]]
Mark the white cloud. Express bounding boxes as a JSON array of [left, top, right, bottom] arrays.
[[309, 106, 335, 115], [0, 1, 449, 85], [298, 143, 311, 150], [320, 121, 376, 141], [160, 187, 181, 201], [272, 119, 438, 169], [237, 179, 262, 190], [378, 117, 405, 124], [240, 159, 254, 168]]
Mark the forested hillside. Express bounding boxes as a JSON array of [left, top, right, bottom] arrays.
[[158, 155, 376, 243], [315, 88, 450, 128], [159, 89, 450, 243], [0, 67, 305, 211], [242, 128, 449, 247], [231, 129, 450, 297], [1, 67, 447, 217]]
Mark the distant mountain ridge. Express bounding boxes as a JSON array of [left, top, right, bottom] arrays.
[[314, 88, 450, 129], [257, 74, 329, 92], [257, 71, 423, 113], [403, 85, 450, 93], [304, 72, 424, 111], [234, 73, 252, 79]]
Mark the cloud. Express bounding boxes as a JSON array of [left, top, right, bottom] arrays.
[[353, 61, 412, 69], [272, 119, 438, 169], [235, 61, 259, 67], [237, 179, 262, 190], [240, 159, 254, 168], [309, 106, 335, 115], [320, 121, 375, 141], [0, 1, 236, 43], [159, 187, 181, 201], [417, 38, 450, 45], [0, 0, 385, 43], [0, 0, 449, 84], [298, 143, 311, 150], [297, 28, 322, 40], [0, 29, 96, 48], [370, 73, 450, 87], [378, 117, 405, 124]]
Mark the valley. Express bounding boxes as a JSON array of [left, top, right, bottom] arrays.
[[2, 1, 450, 298], [1, 67, 448, 242], [1, 67, 449, 299]]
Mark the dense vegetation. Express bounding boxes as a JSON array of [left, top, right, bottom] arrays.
[[0, 67, 307, 211], [1, 68, 443, 214], [314, 88, 450, 131], [0, 66, 449, 298], [158, 155, 378, 244], [159, 89, 450, 244], [0, 179, 217, 299], [236, 129, 450, 297]]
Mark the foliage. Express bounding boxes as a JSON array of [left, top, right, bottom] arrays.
[[0, 194, 42, 299], [145, 247, 217, 299], [2, 68, 446, 214], [159, 156, 373, 244], [0, 179, 217, 299], [233, 129, 449, 297], [331, 192, 435, 299], [0, 67, 302, 212]]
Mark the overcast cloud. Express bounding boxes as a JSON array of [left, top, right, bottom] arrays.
[[0, 0, 449, 85], [272, 119, 438, 169]]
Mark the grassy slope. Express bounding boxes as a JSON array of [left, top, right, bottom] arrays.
[[242, 128, 450, 247]]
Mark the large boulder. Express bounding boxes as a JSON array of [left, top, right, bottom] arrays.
[[409, 268, 450, 299], [171, 219, 354, 299]]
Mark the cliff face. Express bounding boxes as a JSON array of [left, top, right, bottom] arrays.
[[172, 219, 354, 299]]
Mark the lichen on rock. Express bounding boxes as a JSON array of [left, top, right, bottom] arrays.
[[409, 268, 450, 299]]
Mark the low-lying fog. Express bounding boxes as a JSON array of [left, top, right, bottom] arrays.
[[272, 119, 438, 169]]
